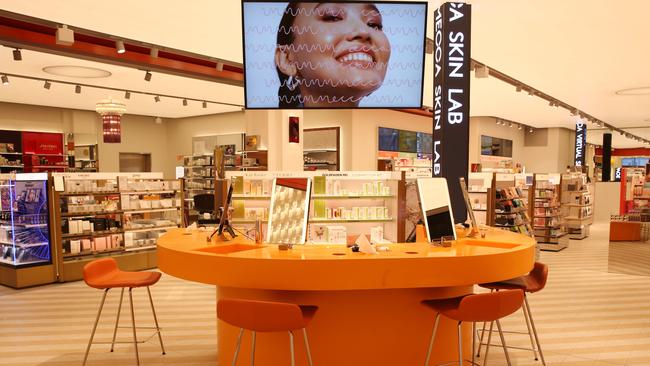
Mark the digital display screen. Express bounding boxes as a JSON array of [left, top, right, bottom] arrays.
[[417, 132, 432, 154], [242, 1, 427, 109], [378, 127, 399, 151], [622, 158, 637, 167], [399, 130, 417, 153]]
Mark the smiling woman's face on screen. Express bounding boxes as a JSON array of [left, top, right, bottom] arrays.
[[275, 2, 391, 107]]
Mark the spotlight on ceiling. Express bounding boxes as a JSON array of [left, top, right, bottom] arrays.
[[529, 127, 534, 133], [509, 122, 514, 128], [1, 75, 8, 85], [496, 119, 501, 125], [150, 48, 159, 58], [548, 101, 554, 107], [518, 124, 523, 130], [43, 80, 51, 89], [571, 109, 578, 116], [124, 91, 131, 99], [116, 40, 126, 54], [527, 90, 534, 97], [182, 99, 188, 106], [216, 62, 224, 72], [155, 117, 162, 124], [55, 25, 75, 46], [202, 101, 207, 108], [154, 95, 160, 103], [144, 70, 152, 82], [12, 49, 22, 61], [75, 85, 81, 94], [475, 64, 489, 78], [516, 85, 522, 93]]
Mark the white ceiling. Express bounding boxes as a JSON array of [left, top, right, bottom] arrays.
[[0, 0, 649, 147]]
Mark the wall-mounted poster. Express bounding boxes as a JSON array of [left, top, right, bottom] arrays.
[[378, 127, 399, 152], [399, 130, 417, 153]]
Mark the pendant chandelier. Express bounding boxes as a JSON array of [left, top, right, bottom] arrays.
[[95, 99, 127, 143]]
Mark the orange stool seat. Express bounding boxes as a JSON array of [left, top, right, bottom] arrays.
[[218, 298, 318, 366], [422, 289, 524, 366], [82, 258, 165, 366], [477, 262, 549, 365]]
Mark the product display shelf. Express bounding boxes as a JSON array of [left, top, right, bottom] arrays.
[[560, 172, 594, 239], [51, 172, 183, 282], [487, 174, 533, 238], [531, 173, 568, 251], [0, 145, 24, 173], [0, 172, 56, 288], [467, 172, 494, 225], [225, 171, 406, 244], [303, 127, 340, 171], [182, 153, 216, 223]]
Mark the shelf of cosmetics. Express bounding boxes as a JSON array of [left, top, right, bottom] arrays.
[[493, 188, 532, 236]]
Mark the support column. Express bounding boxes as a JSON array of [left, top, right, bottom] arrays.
[[602, 133, 612, 182]]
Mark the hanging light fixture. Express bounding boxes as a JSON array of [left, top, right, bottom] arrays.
[[96, 99, 127, 143]]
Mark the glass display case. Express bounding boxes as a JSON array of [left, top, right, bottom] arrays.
[[0, 173, 52, 267]]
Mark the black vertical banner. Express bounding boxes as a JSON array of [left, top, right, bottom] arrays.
[[574, 121, 587, 167], [432, 2, 471, 223]]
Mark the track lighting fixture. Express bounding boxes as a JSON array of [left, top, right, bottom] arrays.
[[12, 49, 22, 61], [495, 119, 501, 125], [571, 109, 578, 116], [150, 48, 159, 58], [154, 95, 160, 102], [155, 117, 162, 124], [124, 91, 130, 99], [75, 85, 81, 94], [182, 98, 188, 106], [43, 80, 51, 89], [516, 85, 522, 93], [55, 25, 74, 46], [529, 127, 534, 133], [116, 40, 126, 54], [527, 90, 534, 97], [518, 124, 523, 130], [216, 62, 224, 72], [202, 101, 207, 108], [548, 101, 554, 107], [509, 122, 514, 128], [144, 70, 152, 82], [475, 64, 489, 78], [1, 75, 8, 85]]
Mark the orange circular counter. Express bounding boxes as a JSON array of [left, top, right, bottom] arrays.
[[157, 228, 535, 365]]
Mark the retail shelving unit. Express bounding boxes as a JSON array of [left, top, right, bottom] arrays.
[[560, 172, 594, 239], [182, 154, 215, 223], [226, 171, 405, 243], [487, 174, 533, 237], [71, 144, 99, 172], [531, 173, 568, 251], [467, 172, 493, 225], [0, 130, 24, 173], [0, 172, 56, 288], [52, 172, 183, 282]]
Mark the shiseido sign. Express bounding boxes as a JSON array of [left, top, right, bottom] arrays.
[[433, 2, 471, 223], [574, 121, 587, 166]]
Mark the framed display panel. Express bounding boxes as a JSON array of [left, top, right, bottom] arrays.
[[398, 130, 417, 153], [266, 177, 312, 245], [416, 178, 456, 242], [480, 135, 513, 157], [303, 127, 340, 171], [378, 127, 399, 152]]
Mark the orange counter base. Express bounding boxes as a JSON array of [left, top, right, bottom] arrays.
[[158, 228, 535, 365]]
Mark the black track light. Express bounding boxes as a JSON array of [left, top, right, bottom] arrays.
[[182, 98, 188, 106], [202, 101, 207, 108], [13, 49, 22, 61], [124, 91, 131, 99], [43, 80, 51, 89], [75, 85, 81, 94], [1, 75, 9, 85], [155, 95, 160, 102], [144, 70, 152, 82]]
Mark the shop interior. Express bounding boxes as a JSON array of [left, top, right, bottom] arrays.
[[1, 1, 650, 365]]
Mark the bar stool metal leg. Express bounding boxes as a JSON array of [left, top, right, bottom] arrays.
[[110, 288, 124, 352], [146, 286, 166, 355], [289, 331, 296, 366], [521, 297, 539, 361], [250, 331, 256, 365], [457, 321, 463, 366], [231, 328, 244, 366], [128, 288, 140, 366], [525, 295, 546, 366], [495, 320, 512, 366], [423, 313, 440, 366], [83, 288, 109, 366], [483, 321, 494, 365], [471, 322, 476, 366], [302, 328, 314, 366]]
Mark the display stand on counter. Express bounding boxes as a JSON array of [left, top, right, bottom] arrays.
[[560, 172, 594, 239], [467, 172, 493, 225], [52, 172, 183, 282], [224, 171, 405, 243], [531, 173, 568, 251], [487, 174, 533, 237], [0, 173, 56, 288]]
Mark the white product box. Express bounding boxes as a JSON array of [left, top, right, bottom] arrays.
[[370, 226, 384, 243], [325, 225, 347, 244]]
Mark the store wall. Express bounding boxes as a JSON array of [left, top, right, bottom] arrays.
[[0, 102, 170, 176], [594, 182, 620, 223], [303, 110, 353, 170], [468, 116, 526, 167], [521, 127, 576, 173]]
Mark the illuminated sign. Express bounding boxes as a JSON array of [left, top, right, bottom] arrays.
[[575, 121, 587, 166]]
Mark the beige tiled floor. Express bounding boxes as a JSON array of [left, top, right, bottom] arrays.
[[1, 223, 649, 365]]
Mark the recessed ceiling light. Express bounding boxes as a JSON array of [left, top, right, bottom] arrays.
[[615, 87, 650, 96], [43, 66, 111, 78]]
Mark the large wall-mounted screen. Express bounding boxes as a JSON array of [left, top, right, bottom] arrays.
[[242, 1, 427, 109]]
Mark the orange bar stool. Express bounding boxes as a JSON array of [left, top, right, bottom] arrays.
[[82, 258, 165, 366], [217, 299, 318, 366], [476, 262, 548, 365], [422, 289, 524, 366]]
